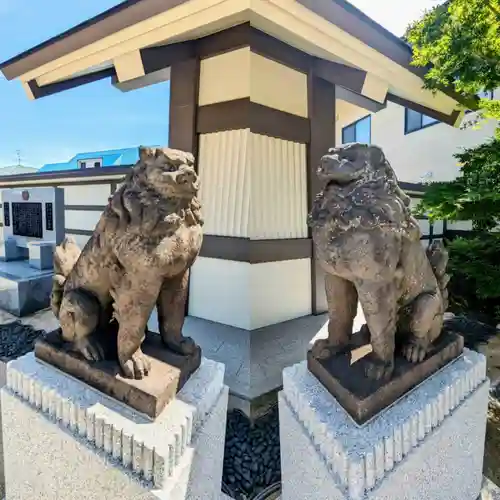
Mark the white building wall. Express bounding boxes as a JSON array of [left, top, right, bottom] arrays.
[[336, 90, 499, 183]]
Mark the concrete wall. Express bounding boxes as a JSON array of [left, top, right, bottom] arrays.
[[336, 90, 499, 183]]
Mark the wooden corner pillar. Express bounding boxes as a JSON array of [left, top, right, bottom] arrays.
[[308, 75, 336, 315], [168, 57, 200, 157]]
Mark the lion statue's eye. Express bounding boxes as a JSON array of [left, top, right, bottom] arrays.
[[167, 165, 177, 172]]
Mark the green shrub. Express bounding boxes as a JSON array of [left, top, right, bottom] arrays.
[[445, 233, 500, 322]]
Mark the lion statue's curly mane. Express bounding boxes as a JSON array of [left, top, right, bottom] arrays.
[[309, 142, 420, 241]]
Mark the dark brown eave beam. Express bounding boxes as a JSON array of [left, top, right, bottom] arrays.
[[313, 58, 366, 95], [386, 93, 462, 126], [27, 67, 116, 99], [336, 87, 386, 113], [140, 40, 196, 73]]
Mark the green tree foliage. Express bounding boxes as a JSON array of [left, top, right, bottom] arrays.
[[445, 234, 500, 321], [407, 0, 500, 321], [405, 0, 500, 129], [416, 138, 500, 230], [407, 0, 500, 227]]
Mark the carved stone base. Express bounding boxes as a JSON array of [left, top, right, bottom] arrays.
[[280, 349, 489, 500], [307, 330, 464, 424], [0, 259, 53, 317], [34, 329, 201, 419], [2, 352, 227, 499]]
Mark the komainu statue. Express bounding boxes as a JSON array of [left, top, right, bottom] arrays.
[[308, 143, 449, 381], [51, 147, 203, 379]]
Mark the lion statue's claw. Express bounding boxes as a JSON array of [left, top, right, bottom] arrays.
[[365, 357, 394, 381], [402, 342, 428, 364], [76, 337, 105, 363], [163, 336, 196, 356], [121, 350, 151, 380], [310, 338, 348, 360]]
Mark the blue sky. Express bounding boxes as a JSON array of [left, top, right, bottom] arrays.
[[0, 0, 170, 168], [0, 0, 438, 169]]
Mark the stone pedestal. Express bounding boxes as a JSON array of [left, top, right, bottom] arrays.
[[0, 238, 25, 261], [1, 352, 228, 499], [28, 241, 55, 270], [0, 259, 54, 317], [279, 348, 489, 500]]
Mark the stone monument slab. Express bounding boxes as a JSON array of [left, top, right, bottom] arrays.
[[0, 187, 64, 316], [308, 329, 464, 424], [279, 348, 489, 500], [2, 186, 65, 249], [35, 328, 202, 419]]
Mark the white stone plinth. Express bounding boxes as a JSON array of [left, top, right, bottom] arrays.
[[1, 353, 228, 500], [279, 348, 489, 500]]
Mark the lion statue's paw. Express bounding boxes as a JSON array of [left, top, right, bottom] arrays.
[[163, 336, 197, 356], [120, 350, 151, 380], [365, 357, 394, 381], [310, 338, 348, 360], [75, 337, 105, 363], [401, 341, 428, 364]]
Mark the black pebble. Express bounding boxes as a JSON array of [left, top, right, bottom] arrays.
[[222, 406, 281, 498]]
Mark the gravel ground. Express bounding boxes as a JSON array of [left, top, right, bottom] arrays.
[[0, 320, 46, 359], [222, 406, 281, 500]]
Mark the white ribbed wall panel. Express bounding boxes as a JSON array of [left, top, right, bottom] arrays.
[[198, 131, 307, 239], [249, 134, 307, 239], [198, 130, 250, 237]]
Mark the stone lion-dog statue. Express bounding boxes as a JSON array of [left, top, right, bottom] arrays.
[[309, 143, 449, 381], [51, 147, 203, 379]]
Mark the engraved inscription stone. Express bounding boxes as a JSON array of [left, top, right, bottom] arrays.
[[12, 202, 43, 239]]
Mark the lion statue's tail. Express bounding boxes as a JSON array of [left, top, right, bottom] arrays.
[[51, 237, 82, 318], [426, 240, 450, 311]]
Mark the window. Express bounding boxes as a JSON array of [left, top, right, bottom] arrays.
[[404, 108, 439, 134], [78, 158, 102, 169], [341, 115, 371, 144]]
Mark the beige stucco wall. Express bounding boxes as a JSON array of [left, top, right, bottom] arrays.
[[199, 48, 308, 117], [336, 90, 499, 183]]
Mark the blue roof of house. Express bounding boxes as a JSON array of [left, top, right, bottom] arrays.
[[38, 147, 147, 173]]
